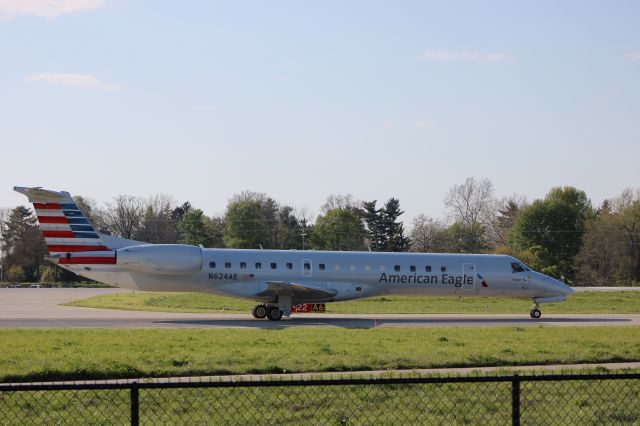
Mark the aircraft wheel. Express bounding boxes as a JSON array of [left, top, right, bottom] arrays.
[[266, 307, 283, 321], [252, 304, 267, 319], [530, 308, 542, 319]]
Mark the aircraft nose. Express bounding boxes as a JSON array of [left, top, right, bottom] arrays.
[[551, 278, 574, 296]]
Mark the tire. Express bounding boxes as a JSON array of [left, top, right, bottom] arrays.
[[252, 305, 267, 319], [266, 307, 283, 321], [530, 308, 541, 319]]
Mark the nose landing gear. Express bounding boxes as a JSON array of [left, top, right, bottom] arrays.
[[530, 303, 542, 319]]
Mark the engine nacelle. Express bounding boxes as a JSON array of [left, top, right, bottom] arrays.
[[116, 244, 203, 275]]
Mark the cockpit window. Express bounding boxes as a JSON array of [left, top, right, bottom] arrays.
[[511, 262, 525, 273]]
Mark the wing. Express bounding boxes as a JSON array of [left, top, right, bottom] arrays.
[[257, 281, 337, 303]]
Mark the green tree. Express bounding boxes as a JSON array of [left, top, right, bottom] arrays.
[[226, 192, 304, 249], [575, 208, 629, 286], [223, 201, 267, 249], [178, 210, 214, 246], [362, 201, 385, 251], [382, 198, 410, 252], [310, 209, 366, 251], [510, 186, 593, 281], [619, 201, 640, 283], [362, 198, 410, 252], [447, 222, 489, 253], [6, 265, 27, 283], [0, 206, 47, 282], [40, 266, 56, 284]]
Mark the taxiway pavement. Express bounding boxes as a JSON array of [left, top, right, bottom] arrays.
[[1, 288, 639, 329]]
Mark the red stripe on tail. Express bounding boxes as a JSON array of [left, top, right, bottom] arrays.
[[33, 203, 61, 210], [42, 230, 76, 238], [38, 216, 69, 224]]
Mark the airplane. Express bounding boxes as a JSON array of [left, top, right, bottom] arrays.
[[15, 186, 574, 321]]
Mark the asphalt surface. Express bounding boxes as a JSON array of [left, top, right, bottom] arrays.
[[1, 288, 639, 329]]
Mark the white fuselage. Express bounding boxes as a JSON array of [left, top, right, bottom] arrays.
[[66, 248, 573, 305]]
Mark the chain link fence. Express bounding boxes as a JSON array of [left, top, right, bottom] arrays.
[[0, 373, 638, 425]]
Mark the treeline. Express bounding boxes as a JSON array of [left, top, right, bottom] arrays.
[[1, 179, 639, 286]]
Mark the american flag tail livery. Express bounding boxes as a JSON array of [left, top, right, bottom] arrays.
[[13, 187, 117, 266]]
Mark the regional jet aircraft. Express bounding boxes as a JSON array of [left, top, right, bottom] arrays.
[[15, 187, 574, 320]]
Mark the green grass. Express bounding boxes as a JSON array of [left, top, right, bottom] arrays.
[[65, 291, 640, 314], [1, 327, 639, 383]]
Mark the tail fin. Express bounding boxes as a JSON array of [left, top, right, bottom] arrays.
[[14, 186, 112, 256]]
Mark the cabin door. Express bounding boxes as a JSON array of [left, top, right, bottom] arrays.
[[462, 263, 476, 292], [302, 259, 312, 278]]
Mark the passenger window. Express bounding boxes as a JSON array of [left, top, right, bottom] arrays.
[[335, 264, 341, 271], [410, 265, 416, 272], [394, 265, 401, 272], [441, 266, 447, 272], [350, 265, 356, 271], [379, 265, 385, 272], [425, 266, 431, 272], [304, 262, 311, 270], [225, 262, 231, 269], [271, 262, 277, 270], [209, 261, 216, 269], [240, 262, 246, 269], [286, 262, 293, 270], [511, 262, 525, 273], [319, 263, 325, 271], [365, 265, 371, 271], [255, 262, 262, 270]]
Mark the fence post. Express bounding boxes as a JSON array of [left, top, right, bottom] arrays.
[[131, 382, 139, 426], [511, 374, 520, 426]]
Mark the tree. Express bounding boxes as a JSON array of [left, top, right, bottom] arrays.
[[444, 177, 496, 227], [178, 210, 214, 246], [362, 198, 410, 252], [6, 265, 26, 283], [510, 186, 593, 281], [409, 215, 450, 253], [447, 222, 489, 253], [575, 209, 629, 286], [619, 201, 640, 283], [103, 195, 145, 239], [223, 200, 267, 249], [0, 206, 47, 282], [362, 201, 385, 251], [207, 216, 226, 248], [382, 198, 410, 252], [310, 208, 366, 251], [40, 266, 56, 284], [488, 194, 528, 246], [137, 194, 178, 243], [171, 202, 193, 222], [225, 191, 305, 250], [321, 194, 361, 213]]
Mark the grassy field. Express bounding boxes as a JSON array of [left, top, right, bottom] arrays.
[[65, 290, 640, 314], [1, 327, 639, 383]]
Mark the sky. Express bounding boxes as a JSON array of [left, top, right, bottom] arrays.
[[0, 0, 639, 222]]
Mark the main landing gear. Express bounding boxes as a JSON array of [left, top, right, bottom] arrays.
[[530, 303, 542, 319], [252, 304, 283, 321]]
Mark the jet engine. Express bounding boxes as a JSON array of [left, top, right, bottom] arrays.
[[116, 244, 203, 275]]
